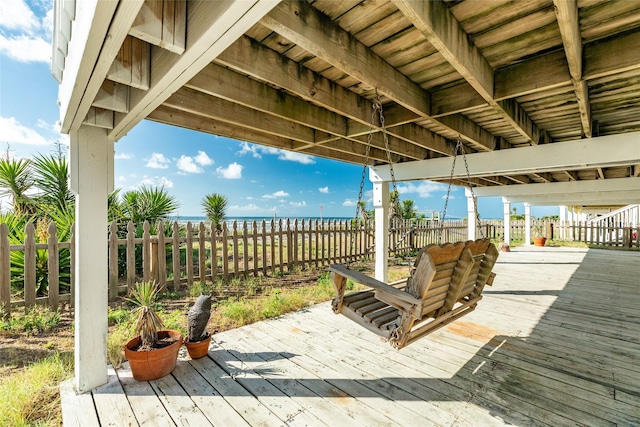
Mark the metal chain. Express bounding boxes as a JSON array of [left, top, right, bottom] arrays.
[[459, 139, 484, 238], [439, 139, 461, 243]]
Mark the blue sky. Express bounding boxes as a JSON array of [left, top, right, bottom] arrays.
[[0, 0, 558, 219]]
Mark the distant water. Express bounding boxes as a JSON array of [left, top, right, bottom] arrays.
[[170, 216, 354, 226]]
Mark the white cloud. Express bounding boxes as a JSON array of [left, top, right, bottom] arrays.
[[115, 153, 133, 160], [194, 150, 213, 166], [442, 194, 455, 200], [140, 176, 174, 188], [237, 142, 261, 158], [0, 33, 50, 63], [397, 181, 448, 198], [176, 155, 203, 174], [146, 152, 170, 169], [216, 162, 243, 179], [0, 1, 52, 63], [0, 116, 49, 145], [319, 186, 329, 194], [0, 0, 38, 31], [342, 199, 357, 207], [261, 147, 315, 164], [229, 203, 267, 214], [263, 190, 289, 199], [289, 201, 306, 208]]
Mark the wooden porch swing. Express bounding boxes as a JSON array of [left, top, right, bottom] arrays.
[[329, 93, 499, 350]]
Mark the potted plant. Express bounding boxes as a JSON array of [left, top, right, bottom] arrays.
[[184, 294, 213, 359], [533, 225, 547, 247], [123, 282, 183, 381]]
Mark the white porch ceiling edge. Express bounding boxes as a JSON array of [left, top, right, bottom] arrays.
[[369, 132, 640, 182]]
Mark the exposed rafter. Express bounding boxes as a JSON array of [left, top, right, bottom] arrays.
[[110, 0, 282, 140], [393, 0, 542, 145], [554, 0, 591, 138], [260, 1, 495, 151]]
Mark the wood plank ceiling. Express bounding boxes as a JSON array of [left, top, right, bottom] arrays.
[[84, 0, 640, 190]]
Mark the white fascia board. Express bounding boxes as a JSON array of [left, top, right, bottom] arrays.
[[369, 131, 640, 182], [58, 0, 118, 133], [472, 177, 639, 197]]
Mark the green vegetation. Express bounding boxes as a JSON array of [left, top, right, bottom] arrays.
[[0, 306, 61, 334], [201, 192, 229, 233], [0, 352, 73, 426]]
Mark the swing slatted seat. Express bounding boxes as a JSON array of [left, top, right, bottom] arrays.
[[329, 238, 499, 349]]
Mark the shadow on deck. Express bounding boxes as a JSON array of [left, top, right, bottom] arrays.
[[62, 247, 640, 426]]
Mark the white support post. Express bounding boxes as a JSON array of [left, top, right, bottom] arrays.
[[465, 187, 477, 240], [502, 197, 511, 247], [559, 205, 566, 240], [524, 203, 532, 245], [70, 125, 113, 393], [373, 181, 389, 283]]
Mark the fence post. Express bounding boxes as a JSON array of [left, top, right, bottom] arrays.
[[126, 221, 136, 292], [198, 222, 206, 284], [242, 221, 249, 278], [210, 222, 218, 283], [172, 222, 181, 288], [300, 219, 306, 269], [24, 222, 36, 308], [1, 224, 11, 316], [47, 222, 59, 309], [70, 223, 75, 308], [186, 222, 194, 285], [108, 221, 118, 301], [261, 220, 267, 276], [222, 222, 229, 280], [253, 221, 259, 277], [157, 221, 166, 290], [233, 221, 240, 277], [143, 221, 151, 283], [623, 227, 631, 248]]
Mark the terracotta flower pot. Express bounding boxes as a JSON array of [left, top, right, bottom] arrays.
[[184, 333, 212, 359], [124, 330, 182, 381], [533, 237, 547, 247]]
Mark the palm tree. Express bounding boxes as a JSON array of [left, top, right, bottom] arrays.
[[119, 185, 179, 227], [31, 154, 74, 213], [389, 190, 401, 222], [400, 199, 416, 220], [201, 193, 228, 233], [0, 158, 35, 215]]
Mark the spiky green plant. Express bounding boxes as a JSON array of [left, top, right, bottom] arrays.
[[31, 154, 74, 213], [123, 282, 164, 348], [201, 193, 228, 233], [0, 157, 35, 215]]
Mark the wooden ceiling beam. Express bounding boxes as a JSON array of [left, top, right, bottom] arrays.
[[92, 80, 129, 113], [564, 170, 578, 181], [111, 0, 280, 140], [216, 35, 451, 156], [261, 1, 492, 151], [505, 175, 531, 184], [164, 87, 318, 143], [129, 0, 186, 55], [148, 106, 372, 165], [554, 0, 592, 138], [185, 63, 427, 160], [393, 0, 540, 146]]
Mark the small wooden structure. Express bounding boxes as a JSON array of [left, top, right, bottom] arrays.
[[330, 239, 498, 349]]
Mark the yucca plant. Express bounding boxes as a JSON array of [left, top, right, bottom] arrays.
[[124, 282, 164, 348], [201, 193, 228, 233]]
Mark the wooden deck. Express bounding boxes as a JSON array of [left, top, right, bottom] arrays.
[[61, 247, 640, 426]]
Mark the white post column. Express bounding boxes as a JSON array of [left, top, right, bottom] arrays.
[[524, 203, 532, 246], [70, 125, 113, 392], [373, 181, 389, 282], [559, 205, 566, 240], [465, 187, 477, 240], [502, 197, 511, 247]]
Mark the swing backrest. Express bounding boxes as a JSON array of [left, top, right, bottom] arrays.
[[405, 239, 497, 318], [405, 241, 465, 314]]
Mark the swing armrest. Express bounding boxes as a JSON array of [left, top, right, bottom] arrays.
[[329, 265, 421, 315]]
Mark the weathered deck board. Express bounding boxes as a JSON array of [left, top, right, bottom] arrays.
[[62, 247, 640, 426]]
